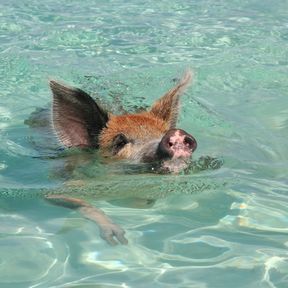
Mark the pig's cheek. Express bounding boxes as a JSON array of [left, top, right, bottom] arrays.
[[136, 141, 161, 163], [116, 143, 134, 159]]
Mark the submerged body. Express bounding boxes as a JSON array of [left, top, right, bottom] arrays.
[[47, 70, 197, 245]]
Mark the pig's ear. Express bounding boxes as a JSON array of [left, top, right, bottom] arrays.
[[50, 80, 109, 148], [150, 70, 192, 128]]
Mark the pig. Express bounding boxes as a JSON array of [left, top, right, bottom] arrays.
[[46, 70, 197, 245]]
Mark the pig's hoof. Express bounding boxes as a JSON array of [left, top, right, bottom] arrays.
[[99, 223, 128, 246]]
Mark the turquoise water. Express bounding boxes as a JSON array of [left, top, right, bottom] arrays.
[[1, 0, 288, 287]]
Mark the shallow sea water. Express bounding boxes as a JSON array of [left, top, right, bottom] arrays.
[[1, 0, 288, 287]]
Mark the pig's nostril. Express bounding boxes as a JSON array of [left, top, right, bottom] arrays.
[[168, 141, 173, 147], [184, 136, 196, 150]]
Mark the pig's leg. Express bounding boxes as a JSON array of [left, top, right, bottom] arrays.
[[45, 195, 128, 245]]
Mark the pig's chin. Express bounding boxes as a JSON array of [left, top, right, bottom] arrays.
[[135, 142, 193, 173], [160, 157, 191, 174]]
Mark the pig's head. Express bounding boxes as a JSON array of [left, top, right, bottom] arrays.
[[50, 71, 197, 173]]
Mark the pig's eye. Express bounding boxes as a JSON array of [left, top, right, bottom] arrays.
[[112, 133, 129, 154]]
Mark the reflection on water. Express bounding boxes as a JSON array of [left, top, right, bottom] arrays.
[[0, 0, 288, 287]]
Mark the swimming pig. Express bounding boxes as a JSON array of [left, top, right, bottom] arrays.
[[46, 70, 197, 245]]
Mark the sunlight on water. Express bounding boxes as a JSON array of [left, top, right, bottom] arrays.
[[0, 0, 288, 287]]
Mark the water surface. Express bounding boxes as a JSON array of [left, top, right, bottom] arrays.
[[0, 0, 288, 287]]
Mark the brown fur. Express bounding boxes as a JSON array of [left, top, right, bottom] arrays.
[[99, 112, 169, 157]]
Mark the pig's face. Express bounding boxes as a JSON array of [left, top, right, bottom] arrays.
[[99, 114, 197, 172], [50, 70, 197, 173]]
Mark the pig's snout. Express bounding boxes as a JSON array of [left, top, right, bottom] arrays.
[[157, 129, 197, 160]]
